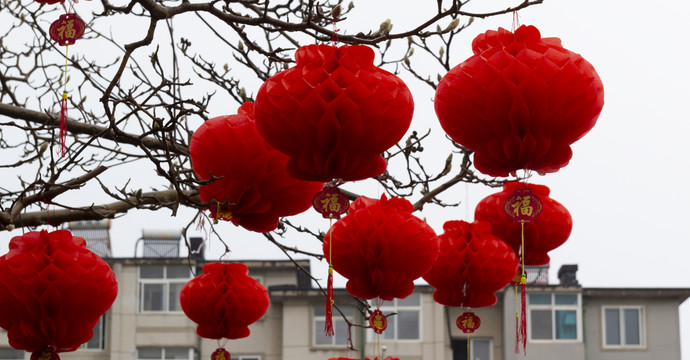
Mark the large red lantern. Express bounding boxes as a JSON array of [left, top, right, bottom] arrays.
[[474, 181, 572, 266], [423, 220, 518, 308], [180, 262, 269, 340], [254, 44, 414, 182], [323, 195, 438, 300], [190, 102, 323, 232], [0, 230, 118, 358], [435, 25, 604, 177]]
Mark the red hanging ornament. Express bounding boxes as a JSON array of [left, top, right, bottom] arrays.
[[210, 348, 231, 360], [369, 309, 387, 334], [456, 311, 481, 333], [49, 14, 86, 46], [312, 185, 349, 336], [474, 181, 572, 266], [189, 102, 324, 232], [179, 262, 269, 340], [254, 44, 414, 182], [312, 186, 350, 219], [435, 25, 604, 177], [49, 13, 85, 157], [423, 220, 518, 308], [323, 195, 438, 300], [0, 230, 118, 357]]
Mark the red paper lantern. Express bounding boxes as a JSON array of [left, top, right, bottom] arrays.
[[254, 44, 414, 182], [474, 182, 572, 266], [190, 102, 324, 232], [34, 0, 63, 4], [423, 220, 518, 308], [435, 25, 604, 177], [323, 195, 438, 300], [180, 262, 269, 340], [0, 230, 118, 357]]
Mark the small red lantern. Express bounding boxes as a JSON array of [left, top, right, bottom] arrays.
[[0, 230, 118, 358], [180, 262, 269, 340], [49, 14, 86, 46], [323, 195, 438, 300], [423, 220, 518, 308], [34, 0, 63, 4], [435, 25, 604, 177], [254, 44, 414, 182], [474, 182, 572, 266], [189, 102, 324, 232], [456, 312, 481, 333]]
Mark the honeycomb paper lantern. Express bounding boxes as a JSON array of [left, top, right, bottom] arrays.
[[423, 220, 518, 308], [254, 44, 414, 182], [0, 230, 118, 357], [323, 195, 438, 300], [180, 262, 269, 340], [474, 181, 572, 266], [190, 102, 324, 232], [435, 25, 604, 177]]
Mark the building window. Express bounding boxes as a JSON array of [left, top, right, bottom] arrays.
[[79, 315, 105, 350], [313, 305, 354, 346], [137, 347, 194, 360], [527, 293, 581, 341], [602, 306, 645, 348], [0, 348, 25, 360], [369, 293, 421, 341], [139, 265, 191, 312], [452, 338, 493, 360]]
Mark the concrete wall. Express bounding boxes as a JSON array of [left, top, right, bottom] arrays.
[[583, 297, 682, 360], [501, 287, 585, 360]]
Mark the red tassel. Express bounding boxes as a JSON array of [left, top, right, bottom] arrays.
[[59, 90, 68, 157], [324, 265, 334, 336]]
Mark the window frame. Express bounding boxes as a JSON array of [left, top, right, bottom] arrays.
[[230, 356, 262, 360], [138, 265, 192, 313], [601, 305, 646, 349], [367, 293, 423, 342], [527, 292, 582, 343], [0, 347, 26, 360], [136, 347, 195, 360], [312, 305, 354, 347], [470, 337, 493, 360], [79, 314, 106, 350]]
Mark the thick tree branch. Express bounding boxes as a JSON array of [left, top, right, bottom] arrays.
[[0, 103, 189, 155], [0, 189, 197, 230]]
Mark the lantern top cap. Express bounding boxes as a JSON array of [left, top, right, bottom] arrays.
[[471, 25, 564, 55]]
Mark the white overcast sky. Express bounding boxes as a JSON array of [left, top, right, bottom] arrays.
[[1, 0, 689, 358]]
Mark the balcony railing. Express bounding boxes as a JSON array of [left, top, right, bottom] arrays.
[[525, 265, 549, 285]]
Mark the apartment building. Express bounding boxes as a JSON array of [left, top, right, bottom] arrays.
[[1, 225, 688, 360]]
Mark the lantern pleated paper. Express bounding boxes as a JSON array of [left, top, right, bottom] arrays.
[[474, 181, 572, 266], [254, 44, 414, 182], [190, 102, 324, 232], [0, 230, 118, 358], [323, 195, 438, 300], [423, 220, 518, 308], [180, 262, 269, 340], [435, 25, 604, 177]]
